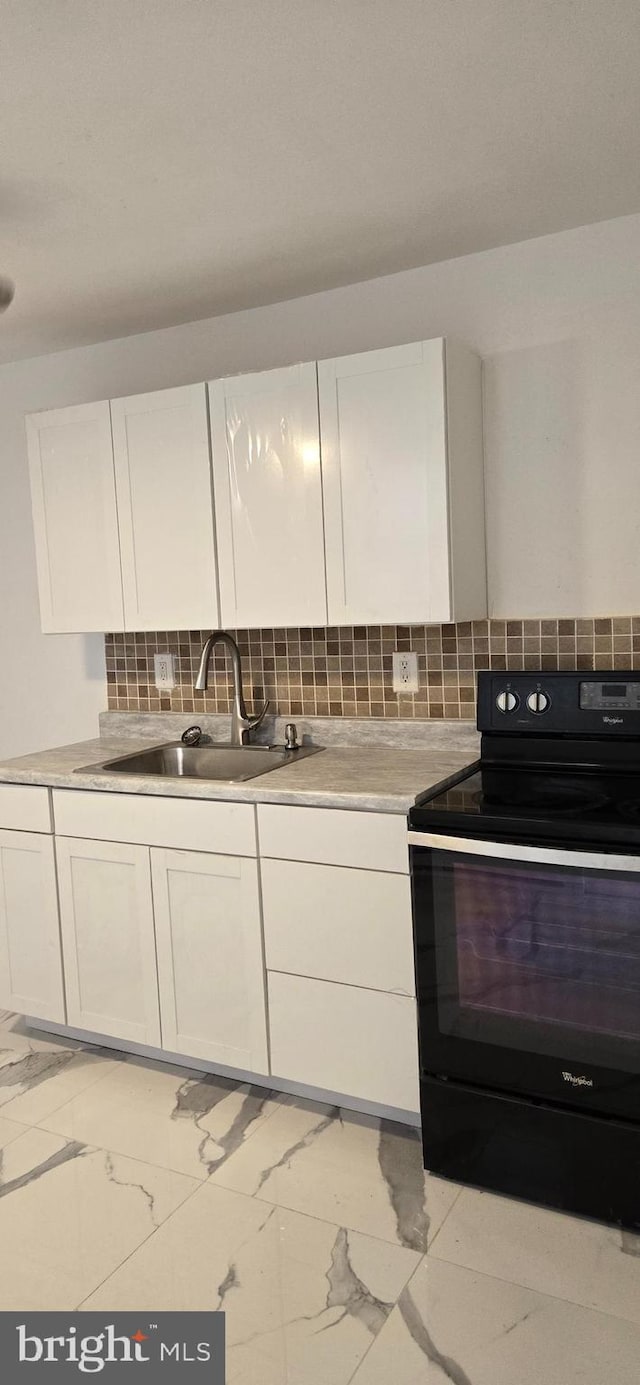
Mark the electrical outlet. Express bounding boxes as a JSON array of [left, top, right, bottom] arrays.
[[154, 652, 176, 691], [392, 650, 419, 694]]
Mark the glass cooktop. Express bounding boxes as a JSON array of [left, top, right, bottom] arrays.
[[411, 764, 640, 846]]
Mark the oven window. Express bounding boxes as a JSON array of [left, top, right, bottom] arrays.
[[431, 852, 640, 1070], [453, 860, 640, 1041]]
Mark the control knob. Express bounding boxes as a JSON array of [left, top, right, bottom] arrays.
[[526, 690, 550, 714], [496, 690, 519, 713]]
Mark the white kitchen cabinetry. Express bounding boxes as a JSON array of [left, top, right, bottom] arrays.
[[152, 847, 268, 1071], [268, 973, 420, 1112], [318, 338, 486, 625], [261, 857, 414, 994], [257, 802, 409, 874], [111, 384, 219, 630], [0, 830, 65, 1022], [55, 836, 160, 1045], [26, 401, 124, 633], [260, 802, 420, 1113], [209, 364, 327, 627], [0, 779, 419, 1118], [52, 788, 256, 856]]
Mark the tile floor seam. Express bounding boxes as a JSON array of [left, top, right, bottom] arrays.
[[32, 1117, 212, 1183], [73, 1164, 208, 1312], [2, 1050, 125, 1123], [36, 1080, 289, 1185], [344, 1246, 429, 1385], [422, 1184, 465, 1255], [0, 1114, 31, 1139], [426, 1242, 640, 1329], [197, 1177, 435, 1260], [2, 1128, 203, 1203]]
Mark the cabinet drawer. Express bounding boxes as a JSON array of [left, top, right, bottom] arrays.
[[0, 784, 51, 834], [257, 804, 409, 873], [262, 858, 414, 994], [52, 789, 256, 855], [268, 972, 419, 1112]]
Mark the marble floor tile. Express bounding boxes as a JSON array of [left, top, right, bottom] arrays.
[[209, 1096, 460, 1252], [431, 1184, 640, 1325], [350, 1255, 640, 1385], [84, 1181, 422, 1385], [0, 1036, 121, 1125], [0, 1125, 197, 1308], [41, 1054, 282, 1180], [0, 1113, 29, 1150]]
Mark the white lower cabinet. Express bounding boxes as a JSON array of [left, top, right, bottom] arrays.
[[0, 830, 65, 1022], [261, 858, 415, 994], [151, 847, 268, 1072], [268, 972, 420, 1113], [55, 836, 160, 1046], [0, 784, 418, 1116]]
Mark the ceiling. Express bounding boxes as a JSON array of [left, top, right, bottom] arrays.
[[1, 0, 640, 364]]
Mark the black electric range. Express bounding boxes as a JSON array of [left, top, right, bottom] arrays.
[[408, 669, 640, 1229]]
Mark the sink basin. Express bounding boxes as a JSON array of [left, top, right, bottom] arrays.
[[78, 741, 323, 783]]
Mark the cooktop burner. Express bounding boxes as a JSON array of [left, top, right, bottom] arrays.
[[477, 775, 612, 816]]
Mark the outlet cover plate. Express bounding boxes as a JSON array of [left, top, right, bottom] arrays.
[[154, 652, 176, 691], [392, 650, 419, 694]]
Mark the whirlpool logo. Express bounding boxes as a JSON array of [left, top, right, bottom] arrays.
[[562, 1070, 594, 1088], [1, 1314, 225, 1381], [602, 715, 624, 725]]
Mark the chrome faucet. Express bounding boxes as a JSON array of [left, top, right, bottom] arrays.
[[194, 631, 269, 746]]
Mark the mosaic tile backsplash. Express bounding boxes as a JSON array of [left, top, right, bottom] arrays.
[[105, 617, 640, 721]]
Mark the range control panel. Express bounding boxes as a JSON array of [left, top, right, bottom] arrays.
[[477, 670, 640, 735], [579, 681, 640, 711]]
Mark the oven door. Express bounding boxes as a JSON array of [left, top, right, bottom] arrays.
[[409, 831, 640, 1121]]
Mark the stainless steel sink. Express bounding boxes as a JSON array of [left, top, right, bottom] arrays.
[[78, 741, 322, 783]]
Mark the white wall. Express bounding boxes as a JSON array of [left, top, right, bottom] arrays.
[[2, 211, 640, 757]]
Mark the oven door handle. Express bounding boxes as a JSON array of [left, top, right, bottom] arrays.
[[407, 831, 640, 873]]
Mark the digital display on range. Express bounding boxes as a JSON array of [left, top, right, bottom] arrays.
[[580, 681, 640, 710]]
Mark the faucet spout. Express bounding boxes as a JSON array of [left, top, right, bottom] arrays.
[[194, 631, 269, 746]]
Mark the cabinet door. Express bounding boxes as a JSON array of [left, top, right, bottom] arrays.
[[318, 340, 451, 625], [0, 831, 65, 1022], [209, 365, 327, 627], [55, 837, 160, 1045], [111, 384, 219, 631], [152, 848, 268, 1072], [26, 401, 124, 633]]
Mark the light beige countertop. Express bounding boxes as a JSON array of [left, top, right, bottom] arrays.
[[0, 716, 479, 814]]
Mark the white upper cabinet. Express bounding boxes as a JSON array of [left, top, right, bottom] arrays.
[[111, 384, 219, 631], [318, 338, 486, 625], [26, 338, 485, 634], [26, 401, 124, 633], [209, 364, 327, 627]]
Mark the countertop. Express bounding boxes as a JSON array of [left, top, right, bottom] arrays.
[[0, 732, 478, 813]]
